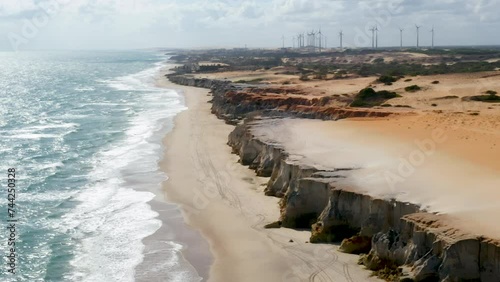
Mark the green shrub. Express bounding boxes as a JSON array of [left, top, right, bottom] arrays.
[[405, 85, 422, 92], [377, 75, 398, 85], [486, 90, 498, 95], [432, 80, 440, 84], [470, 94, 500, 102], [350, 88, 400, 108]]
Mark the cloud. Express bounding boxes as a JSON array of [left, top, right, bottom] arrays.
[[0, 0, 38, 17], [0, 0, 498, 50]]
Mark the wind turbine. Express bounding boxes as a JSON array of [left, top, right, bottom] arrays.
[[281, 35, 285, 48], [369, 26, 376, 48], [339, 30, 344, 50], [325, 36, 328, 49], [399, 28, 404, 49], [430, 26, 435, 48], [292, 36, 295, 48], [318, 29, 323, 52], [311, 30, 316, 49], [375, 26, 379, 49], [415, 25, 421, 48]]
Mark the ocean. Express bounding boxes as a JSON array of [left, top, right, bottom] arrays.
[[0, 50, 202, 281]]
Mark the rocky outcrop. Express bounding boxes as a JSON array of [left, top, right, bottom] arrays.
[[364, 213, 500, 281], [226, 117, 500, 282], [339, 235, 372, 254]]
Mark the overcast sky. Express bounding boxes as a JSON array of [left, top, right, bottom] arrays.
[[0, 0, 499, 51]]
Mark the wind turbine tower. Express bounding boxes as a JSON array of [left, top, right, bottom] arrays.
[[312, 30, 316, 49], [430, 26, 435, 48], [415, 25, 421, 48], [375, 26, 379, 49], [339, 30, 344, 50], [399, 28, 404, 49], [318, 29, 323, 52], [370, 26, 376, 48], [282, 35, 285, 48]]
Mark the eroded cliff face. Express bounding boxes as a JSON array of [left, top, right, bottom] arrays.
[[226, 118, 500, 282], [365, 213, 500, 281], [168, 74, 500, 281], [167, 75, 395, 122]]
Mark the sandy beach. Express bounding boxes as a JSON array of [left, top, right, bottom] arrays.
[[153, 70, 382, 281]]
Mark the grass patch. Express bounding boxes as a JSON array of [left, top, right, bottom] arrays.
[[350, 88, 400, 108], [405, 85, 422, 92]]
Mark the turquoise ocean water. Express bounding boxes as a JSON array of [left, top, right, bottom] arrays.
[[0, 51, 199, 281]]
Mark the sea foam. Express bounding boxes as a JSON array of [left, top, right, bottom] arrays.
[[63, 60, 187, 281]]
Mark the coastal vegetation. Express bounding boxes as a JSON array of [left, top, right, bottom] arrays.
[[350, 88, 400, 107], [405, 85, 422, 92], [469, 90, 500, 102], [377, 75, 398, 85]]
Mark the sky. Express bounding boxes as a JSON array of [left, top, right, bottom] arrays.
[[0, 0, 499, 51]]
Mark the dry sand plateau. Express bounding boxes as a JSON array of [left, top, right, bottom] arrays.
[[197, 68, 500, 238]]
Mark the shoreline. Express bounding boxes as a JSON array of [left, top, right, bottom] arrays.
[[153, 67, 381, 281], [135, 64, 212, 282]]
